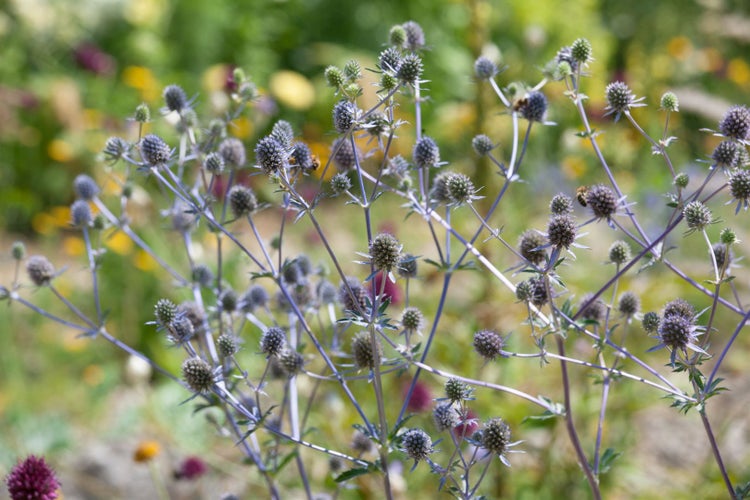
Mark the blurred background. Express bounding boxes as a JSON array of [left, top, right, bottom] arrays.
[[1, 0, 749, 498]]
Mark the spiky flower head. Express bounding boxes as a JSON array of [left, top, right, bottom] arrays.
[[400, 428, 433, 463], [444, 377, 472, 403], [480, 417, 512, 456], [656, 314, 702, 358], [608, 240, 631, 265], [324, 66, 345, 88], [683, 201, 712, 232], [228, 185, 258, 218], [473, 329, 505, 361], [728, 168, 750, 212], [413, 136, 440, 168], [163, 84, 188, 113], [555, 46, 579, 73], [579, 293, 606, 323], [549, 193, 574, 215], [515, 279, 533, 302], [203, 152, 225, 175], [445, 172, 476, 205], [333, 99, 359, 133], [474, 56, 498, 80], [472, 134, 495, 156], [140, 134, 171, 166], [547, 214, 577, 249], [384, 22, 406, 47], [429, 171, 452, 204], [26, 255, 55, 286], [74, 174, 99, 200], [351, 331, 382, 370], [260, 327, 286, 357], [618, 291, 640, 318], [518, 230, 547, 266], [192, 265, 214, 288], [586, 184, 618, 219], [519, 91, 548, 122], [219, 289, 238, 312], [718, 105, 750, 140], [398, 53, 423, 85], [660, 92, 679, 112], [278, 348, 305, 376], [70, 200, 92, 227], [433, 402, 461, 431], [182, 357, 214, 393], [330, 172, 352, 195], [363, 111, 389, 138], [219, 138, 247, 168], [167, 315, 194, 344], [133, 103, 150, 123], [254, 136, 287, 175], [720, 227, 738, 245], [402, 21, 425, 51], [663, 298, 695, 322], [369, 233, 402, 272], [270, 120, 295, 149], [398, 253, 418, 278], [176, 301, 205, 333], [712, 140, 739, 169], [401, 306, 424, 332], [216, 333, 239, 357], [5, 455, 60, 500], [331, 137, 357, 171], [570, 38, 593, 64], [154, 298, 177, 327], [339, 277, 369, 313], [529, 277, 549, 307], [604, 81, 644, 120], [642, 312, 660, 333], [674, 172, 690, 189], [317, 280, 338, 304], [378, 47, 402, 75], [103, 136, 129, 161]]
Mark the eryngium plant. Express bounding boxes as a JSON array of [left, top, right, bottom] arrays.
[[4, 21, 750, 500]]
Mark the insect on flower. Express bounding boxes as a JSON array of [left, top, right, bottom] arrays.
[[576, 185, 589, 207]]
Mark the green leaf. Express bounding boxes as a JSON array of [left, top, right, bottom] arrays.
[[334, 466, 374, 483]]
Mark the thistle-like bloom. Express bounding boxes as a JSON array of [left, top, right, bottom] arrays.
[[433, 402, 461, 431], [474, 56, 499, 80], [518, 91, 548, 123], [140, 134, 171, 166], [647, 299, 706, 365], [182, 357, 214, 393], [618, 291, 640, 319], [728, 168, 750, 213], [73, 174, 99, 200], [369, 233, 402, 272], [718, 105, 750, 141], [413, 136, 440, 168], [549, 193, 574, 215], [163, 84, 189, 113], [478, 417, 522, 467], [473, 329, 506, 361], [578, 293, 606, 323], [683, 201, 713, 233], [351, 331, 382, 370], [254, 136, 287, 175], [608, 240, 631, 265], [5, 455, 60, 500], [518, 230, 547, 266], [444, 377, 473, 403], [546, 214, 577, 249], [445, 172, 478, 206], [228, 185, 258, 218], [401, 306, 424, 333], [471, 134, 495, 156], [260, 327, 286, 357], [400, 428, 433, 466], [604, 81, 645, 121], [585, 184, 619, 220], [26, 255, 55, 286]]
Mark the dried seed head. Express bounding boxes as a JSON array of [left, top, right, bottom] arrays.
[[26, 256, 55, 286]]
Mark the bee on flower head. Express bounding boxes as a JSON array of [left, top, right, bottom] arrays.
[[576, 185, 589, 207]]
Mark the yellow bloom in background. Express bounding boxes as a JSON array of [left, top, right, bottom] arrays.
[[62, 236, 85, 257], [106, 231, 134, 255], [47, 139, 74, 163], [123, 65, 159, 102], [133, 440, 160, 463], [270, 70, 316, 111], [134, 249, 157, 272], [727, 58, 750, 87], [229, 116, 253, 139]]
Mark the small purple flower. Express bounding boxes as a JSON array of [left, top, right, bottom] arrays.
[[5, 455, 61, 500]]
